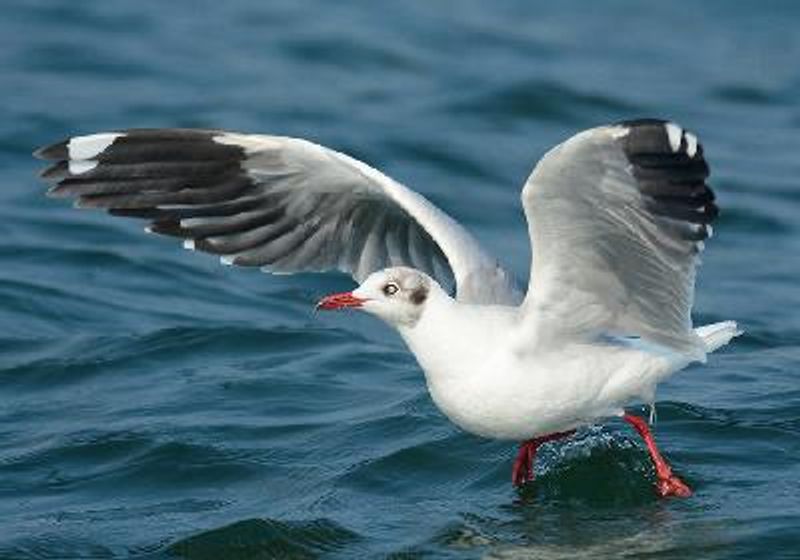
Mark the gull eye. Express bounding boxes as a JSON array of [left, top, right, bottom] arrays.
[[382, 282, 399, 296]]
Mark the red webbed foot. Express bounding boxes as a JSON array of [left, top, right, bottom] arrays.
[[512, 442, 535, 486], [511, 430, 575, 487], [656, 473, 693, 498], [624, 412, 692, 499]]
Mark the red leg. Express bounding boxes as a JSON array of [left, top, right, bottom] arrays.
[[512, 430, 575, 487], [623, 413, 692, 498]]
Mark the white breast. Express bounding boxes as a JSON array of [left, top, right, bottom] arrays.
[[399, 298, 677, 440]]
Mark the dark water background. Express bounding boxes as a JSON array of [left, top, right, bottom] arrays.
[[2, 1, 799, 558]]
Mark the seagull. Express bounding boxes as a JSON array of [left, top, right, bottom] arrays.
[[35, 118, 740, 497]]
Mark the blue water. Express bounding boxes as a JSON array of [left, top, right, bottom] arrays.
[[2, 1, 799, 558]]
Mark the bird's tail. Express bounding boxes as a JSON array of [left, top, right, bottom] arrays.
[[694, 321, 742, 353]]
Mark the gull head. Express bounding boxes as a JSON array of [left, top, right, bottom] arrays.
[[317, 267, 433, 328]]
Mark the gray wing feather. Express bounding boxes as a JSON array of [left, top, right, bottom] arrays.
[[520, 119, 717, 357], [36, 129, 518, 303]]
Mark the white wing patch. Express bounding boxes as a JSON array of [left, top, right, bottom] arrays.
[[212, 132, 283, 153], [684, 132, 698, 158], [68, 160, 99, 174], [610, 126, 630, 139], [664, 122, 683, 152], [67, 132, 122, 160]]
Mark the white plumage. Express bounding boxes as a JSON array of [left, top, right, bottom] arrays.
[[35, 118, 740, 495]]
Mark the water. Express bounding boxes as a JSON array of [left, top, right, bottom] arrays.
[[1, 1, 799, 558]]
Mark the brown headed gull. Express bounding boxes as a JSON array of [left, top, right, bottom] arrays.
[[35, 118, 740, 497]]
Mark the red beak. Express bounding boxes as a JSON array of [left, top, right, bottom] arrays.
[[316, 291, 367, 311]]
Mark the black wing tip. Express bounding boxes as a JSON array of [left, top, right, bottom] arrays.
[[45, 184, 71, 198], [615, 117, 669, 128], [616, 118, 719, 233], [616, 118, 704, 159], [34, 140, 69, 161], [615, 117, 708, 171], [39, 161, 68, 180], [32, 128, 235, 161]]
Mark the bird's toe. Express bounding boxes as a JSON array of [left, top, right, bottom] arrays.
[[656, 475, 692, 498]]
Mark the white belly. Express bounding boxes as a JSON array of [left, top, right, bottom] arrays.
[[421, 342, 675, 441]]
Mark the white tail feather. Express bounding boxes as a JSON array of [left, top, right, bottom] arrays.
[[695, 321, 742, 353]]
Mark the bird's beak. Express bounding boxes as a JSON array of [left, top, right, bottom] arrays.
[[316, 291, 367, 311]]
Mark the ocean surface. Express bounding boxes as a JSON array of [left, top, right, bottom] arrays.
[[1, 1, 799, 558]]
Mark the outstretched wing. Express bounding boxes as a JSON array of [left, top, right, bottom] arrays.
[[35, 129, 518, 304], [520, 119, 717, 357]]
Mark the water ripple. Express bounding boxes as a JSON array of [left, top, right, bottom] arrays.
[[169, 517, 362, 560], [447, 79, 640, 125]]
